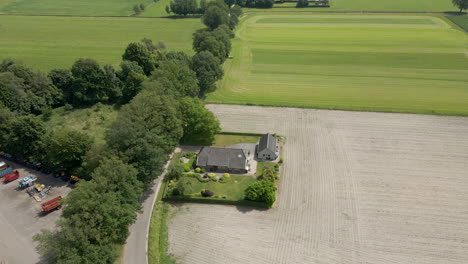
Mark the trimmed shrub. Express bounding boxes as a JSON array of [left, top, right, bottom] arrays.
[[167, 161, 184, 180], [201, 189, 214, 197]]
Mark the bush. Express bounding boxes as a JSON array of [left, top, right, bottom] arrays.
[[201, 189, 214, 197], [245, 180, 276, 208], [41, 107, 53, 122], [195, 167, 201, 173], [258, 165, 277, 182], [167, 162, 184, 181], [64, 103, 73, 111], [133, 4, 142, 14], [172, 188, 180, 195], [219, 172, 231, 183], [279, 157, 283, 164], [296, 0, 309, 8], [185, 173, 210, 182], [208, 173, 217, 181]]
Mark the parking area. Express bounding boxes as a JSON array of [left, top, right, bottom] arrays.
[[0, 159, 72, 264]]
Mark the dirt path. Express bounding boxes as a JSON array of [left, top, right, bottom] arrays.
[[167, 105, 468, 264]]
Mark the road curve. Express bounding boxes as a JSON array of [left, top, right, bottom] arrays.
[[123, 150, 178, 264]]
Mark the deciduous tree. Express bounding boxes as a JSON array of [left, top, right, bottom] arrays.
[[43, 130, 93, 174], [122, 42, 157, 75], [203, 5, 229, 30], [191, 51, 223, 96], [4, 115, 46, 160], [150, 60, 199, 97], [245, 180, 277, 207], [107, 89, 183, 183], [169, 0, 198, 15], [178, 97, 221, 145], [452, 0, 468, 12]]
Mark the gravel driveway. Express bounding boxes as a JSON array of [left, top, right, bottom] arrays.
[[0, 160, 71, 264]]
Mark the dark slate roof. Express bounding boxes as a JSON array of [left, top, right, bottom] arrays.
[[258, 133, 277, 153], [196, 147, 247, 170]]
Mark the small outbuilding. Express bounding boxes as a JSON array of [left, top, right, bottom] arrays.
[[196, 147, 249, 174], [257, 133, 278, 161]]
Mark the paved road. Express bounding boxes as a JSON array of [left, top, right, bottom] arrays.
[[123, 150, 178, 264]]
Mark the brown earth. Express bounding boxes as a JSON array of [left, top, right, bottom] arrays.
[[168, 105, 468, 264]]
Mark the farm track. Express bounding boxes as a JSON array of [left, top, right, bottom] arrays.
[[168, 104, 468, 264]]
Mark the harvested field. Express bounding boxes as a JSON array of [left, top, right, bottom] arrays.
[[167, 104, 468, 264]]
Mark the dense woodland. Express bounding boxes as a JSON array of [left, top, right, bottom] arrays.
[[167, 0, 266, 16], [0, 1, 242, 262]]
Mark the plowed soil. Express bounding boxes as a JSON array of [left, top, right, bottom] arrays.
[[168, 105, 468, 264]]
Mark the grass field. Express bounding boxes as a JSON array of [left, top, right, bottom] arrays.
[[247, 0, 455, 12], [213, 133, 260, 147], [140, 0, 457, 17], [140, 0, 172, 17], [168, 174, 255, 201], [207, 14, 468, 116], [0, 0, 458, 16], [44, 104, 119, 145], [0, 0, 153, 16], [0, 15, 202, 71]]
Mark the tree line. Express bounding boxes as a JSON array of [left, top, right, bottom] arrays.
[[0, 1, 243, 263]]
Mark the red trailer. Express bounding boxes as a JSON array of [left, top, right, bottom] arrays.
[[41, 196, 62, 213], [3, 170, 19, 183]]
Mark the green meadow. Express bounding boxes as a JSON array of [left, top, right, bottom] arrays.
[[247, 0, 455, 12], [140, 0, 457, 17], [0, 15, 203, 71], [0, 0, 153, 16], [447, 15, 468, 31], [207, 14, 468, 116], [140, 0, 172, 17], [44, 104, 119, 146]]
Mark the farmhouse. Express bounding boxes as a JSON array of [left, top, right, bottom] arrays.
[[196, 147, 249, 174], [257, 133, 278, 161]]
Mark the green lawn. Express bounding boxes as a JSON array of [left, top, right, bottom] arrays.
[[447, 15, 468, 31], [247, 0, 456, 12], [148, 153, 180, 264], [44, 104, 119, 145], [0, 0, 153, 16], [207, 14, 468, 116], [0, 15, 203, 71], [169, 174, 255, 201], [148, 201, 176, 264], [213, 133, 260, 147]]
